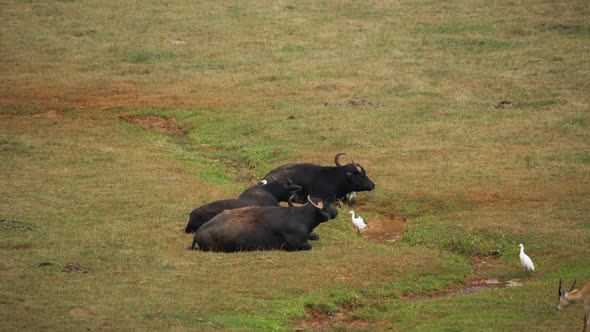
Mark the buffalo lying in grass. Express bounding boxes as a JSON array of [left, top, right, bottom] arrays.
[[262, 152, 375, 203], [191, 196, 338, 252], [185, 178, 301, 233]]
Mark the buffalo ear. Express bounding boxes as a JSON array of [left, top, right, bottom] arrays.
[[307, 196, 324, 210], [346, 163, 361, 174]]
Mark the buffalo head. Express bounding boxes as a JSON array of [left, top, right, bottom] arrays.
[[307, 196, 339, 221], [262, 177, 302, 201], [334, 153, 376, 193]]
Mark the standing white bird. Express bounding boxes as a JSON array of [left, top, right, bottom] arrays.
[[349, 210, 366, 232], [519, 243, 535, 271]]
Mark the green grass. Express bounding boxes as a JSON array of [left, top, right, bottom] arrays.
[[1, 0, 589, 330]]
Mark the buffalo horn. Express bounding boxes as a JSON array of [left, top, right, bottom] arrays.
[[334, 152, 347, 167], [307, 195, 324, 209], [351, 157, 362, 173], [288, 195, 297, 207]]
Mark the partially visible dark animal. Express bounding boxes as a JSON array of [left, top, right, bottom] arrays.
[[185, 178, 301, 233], [262, 153, 375, 203], [192, 196, 338, 252]]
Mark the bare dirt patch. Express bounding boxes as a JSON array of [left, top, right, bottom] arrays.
[[118, 114, 187, 137], [541, 23, 578, 31], [0, 81, 228, 111], [297, 307, 387, 331], [494, 100, 515, 109], [0, 219, 36, 232], [70, 307, 93, 318], [45, 110, 64, 120], [62, 262, 90, 273], [363, 215, 407, 244], [0, 243, 33, 250], [348, 97, 373, 107], [323, 98, 383, 108]]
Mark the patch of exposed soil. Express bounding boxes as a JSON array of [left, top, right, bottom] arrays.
[[45, 110, 64, 120], [494, 100, 515, 109], [297, 307, 387, 331], [118, 114, 187, 137], [463, 39, 486, 46], [362, 215, 407, 244], [348, 97, 373, 107], [0, 219, 36, 232], [69, 307, 93, 319], [0, 81, 228, 111], [62, 262, 89, 273], [542, 23, 578, 31], [322, 98, 383, 108], [0, 243, 33, 250], [166, 39, 187, 46]]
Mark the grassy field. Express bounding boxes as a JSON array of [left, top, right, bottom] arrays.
[[1, 0, 589, 330]]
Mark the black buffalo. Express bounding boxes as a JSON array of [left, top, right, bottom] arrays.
[[191, 196, 338, 252], [262, 153, 375, 203], [185, 178, 301, 233]]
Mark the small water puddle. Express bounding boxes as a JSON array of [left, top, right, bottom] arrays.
[[405, 254, 526, 302], [407, 278, 523, 302], [345, 212, 525, 301]]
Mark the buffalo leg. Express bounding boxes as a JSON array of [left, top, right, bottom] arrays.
[[283, 238, 312, 251], [297, 243, 312, 250], [308, 232, 320, 241], [285, 242, 312, 251]]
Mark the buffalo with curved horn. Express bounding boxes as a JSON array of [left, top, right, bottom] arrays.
[[261, 152, 375, 204], [185, 178, 301, 233], [191, 196, 338, 252]]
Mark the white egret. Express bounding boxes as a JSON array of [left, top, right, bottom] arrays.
[[519, 243, 535, 271], [349, 210, 366, 232]]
